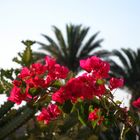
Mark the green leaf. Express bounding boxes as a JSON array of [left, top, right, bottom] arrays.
[[89, 105, 94, 112], [22, 40, 35, 47], [12, 57, 22, 65], [115, 100, 122, 105], [0, 69, 14, 80], [29, 87, 42, 96], [96, 79, 105, 85], [22, 45, 33, 66], [91, 119, 98, 128], [52, 80, 63, 88], [77, 108, 86, 126]]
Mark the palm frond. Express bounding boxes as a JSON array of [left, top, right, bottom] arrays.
[[74, 26, 89, 56], [37, 42, 59, 56], [121, 48, 136, 73], [32, 51, 47, 63], [90, 50, 111, 58], [35, 24, 105, 72], [112, 49, 130, 70], [41, 34, 62, 56], [109, 48, 140, 94], [52, 26, 67, 57], [79, 39, 103, 58], [109, 60, 128, 78], [79, 32, 100, 56]]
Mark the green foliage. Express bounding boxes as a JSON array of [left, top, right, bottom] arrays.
[[108, 48, 140, 139], [110, 49, 140, 88], [0, 68, 19, 95], [59, 112, 78, 134], [109, 48, 140, 103], [22, 44, 33, 66], [13, 40, 35, 67], [0, 106, 35, 140], [0, 41, 37, 139]]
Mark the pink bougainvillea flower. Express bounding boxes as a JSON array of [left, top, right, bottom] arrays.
[[45, 75, 54, 86], [93, 84, 106, 97], [53, 73, 105, 104], [88, 108, 99, 121], [30, 63, 47, 75], [89, 56, 110, 78], [25, 76, 46, 88], [45, 56, 69, 81], [52, 76, 86, 103], [18, 67, 30, 79], [109, 77, 124, 90], [97, 116, 104, 125], [80, 57, 93, 72], [48, 64, 69, 80], [37, 104, 61, 124], [132, 98, 140, 109], [32, 76, 46, 88], [52, 73, 107, 104], [52, 87, 67, 104], [12, 80, 22, 87], [8, 86, 26, 104], [47, 104, 61, 118], [94, 61, 110, 79], [80, 56, 102, 73], [80, 56, 110, 78], [8, 84, 34, 104], [45, 56, 56, 70], [53, 64, 69, 79], [88, 108, 104, 125]]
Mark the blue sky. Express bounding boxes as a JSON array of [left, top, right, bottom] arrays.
[[0, 0, 140, 68]]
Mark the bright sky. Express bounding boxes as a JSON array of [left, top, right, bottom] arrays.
[[0, 0, 139, 106], [0, 0, 140, 68]]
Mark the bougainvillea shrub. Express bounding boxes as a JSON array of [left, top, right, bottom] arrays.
[[6, 55, 140, 139]]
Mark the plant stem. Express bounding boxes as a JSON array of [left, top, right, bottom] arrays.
[[107, 95, 140, 137], [119, 124, 126, 140]]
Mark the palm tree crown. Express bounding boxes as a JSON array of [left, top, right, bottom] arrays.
[[34, 24, 108, 73], [109, 48, 140, 103]]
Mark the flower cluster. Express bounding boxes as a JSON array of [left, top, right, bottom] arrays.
[[52, 74, 106, 103], [109, 77, 124, 91], [88, 108, 104, 125], [8, 56, 124, 126], [80, 56, 110, 78], [37, 104, 61, 124], [52, 56, 124, 104], [8, 56, 69, 104]]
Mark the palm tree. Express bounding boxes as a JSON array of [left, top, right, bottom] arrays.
[[109, 48, 140, 108], [107, 48, 140, 140], [34, 24, 109, 73]]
